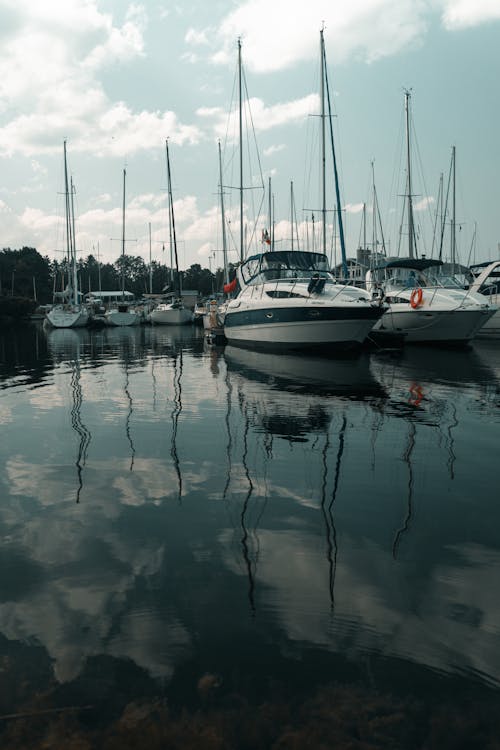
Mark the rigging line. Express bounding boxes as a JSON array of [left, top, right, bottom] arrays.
[[392, 421, 416, 559], [241, 65, 265, 191], [410, 104, 434, 256], [430, 173, 443, 258]]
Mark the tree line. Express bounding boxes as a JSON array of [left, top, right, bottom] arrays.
[[0, 246, 229, 304]]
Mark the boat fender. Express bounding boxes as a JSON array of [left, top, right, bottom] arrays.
[[410, 287, 423, 309]]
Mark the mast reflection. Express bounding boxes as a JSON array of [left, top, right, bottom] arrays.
[[321, 414, 347, 611], [70, 356, 91, 503], [392, 421, 416, 559], [46, 328, 92, 503], [123, 357, 135, 472], [241, 398, 256, 614], [170, 346, 184, 503]]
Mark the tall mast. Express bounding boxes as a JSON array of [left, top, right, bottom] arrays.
[[320, 29, 327, 257], [404, 90, 415, 259], [451, 145, 456, 265], [268, 176, 272, 249], [238, 38, 244, 263], [63, 140, 72, 294], [70, 176, 78, 305], [218, 140, 229, 286], [323, 29, 348, 278], [148, 222, 153, 294], [121, 167, 126, 297], [166, 139, 181, 296]]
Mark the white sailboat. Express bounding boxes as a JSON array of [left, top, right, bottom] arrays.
[[46, 142, 89, 329], [366, 92, 495, 344], [223, 33, 385, 350], [149, 141, 193, 326], [105, 168, 141, 327]]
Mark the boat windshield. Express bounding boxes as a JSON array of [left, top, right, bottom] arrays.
[[240, 251, 332, 285], [384, 267, 427, 289]]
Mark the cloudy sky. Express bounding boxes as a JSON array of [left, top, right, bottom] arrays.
[[0, 0, 499, 271]]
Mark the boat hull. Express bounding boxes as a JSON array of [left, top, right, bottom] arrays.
[[45, 305, 89, 328], [105, 310, 141, 327], [149, 307, 193, 325], [374, 305, 495, 343], [224, 304, 384, 349], [474, 308, 500, 339]]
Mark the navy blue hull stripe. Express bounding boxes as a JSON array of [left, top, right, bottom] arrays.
[[224, 305, 384, 328]]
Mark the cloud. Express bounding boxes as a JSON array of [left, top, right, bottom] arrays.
[[414, 195, 434, 212], [198, 94, 319, 140], [191, 0, 431, 73], [441, 0, 500, 29], [0, 2, 199, 158]]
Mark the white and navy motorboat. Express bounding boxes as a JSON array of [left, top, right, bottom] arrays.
[[223, 250, 386, 350]]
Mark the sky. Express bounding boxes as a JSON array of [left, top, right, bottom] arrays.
[[0, 0, 499, 273]]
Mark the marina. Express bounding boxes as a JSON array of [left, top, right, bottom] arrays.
[[1, 320, 500, 746], [1, 4, 500, 746]]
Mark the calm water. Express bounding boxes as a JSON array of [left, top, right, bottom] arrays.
[[1, 322, 500, 747]]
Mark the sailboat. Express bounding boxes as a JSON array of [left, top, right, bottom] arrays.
[[104, 169, 141, 327], [149, 141, 193, 325], [366, 91, 495, 344], [46, 142, 89, 329], [223, 33, 385, 350]]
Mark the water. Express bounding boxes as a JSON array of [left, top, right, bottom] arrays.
[[1, 322, 500, 747]]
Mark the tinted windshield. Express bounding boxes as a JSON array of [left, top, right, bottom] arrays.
[[241, 251, 331, 284]]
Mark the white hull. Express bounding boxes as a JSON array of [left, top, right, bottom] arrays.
[[149, 306, 193, 325], [105, 309, 141, 327], [224, 313, 380, 348], [46, 305, 89, 328], [474, 308, 500, 338], [374, 305, 494, 343]]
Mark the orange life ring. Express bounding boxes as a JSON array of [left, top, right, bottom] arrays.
[[410, 287, 423, 309]]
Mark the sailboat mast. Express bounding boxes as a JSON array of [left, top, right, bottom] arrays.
[[323, 30, 348, 278], [166, 140, 181, 296], [70, 176, 78, 305], [121, 168, 126, 298], [218, 140, 229, 286], [320, 29, 327, 258], [268, 175, 273, 250], [404, 90, 415, 259], [149, 222, 153, 294], [451, 144, 456, 265], [63, 141, 72, 296], [238, 38, 244, 263]]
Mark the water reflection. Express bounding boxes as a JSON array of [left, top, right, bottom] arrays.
[[1, 325, 500, 742]]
